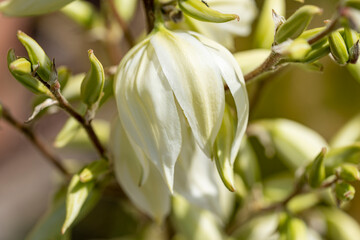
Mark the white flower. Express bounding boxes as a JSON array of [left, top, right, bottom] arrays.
[[112, 25, 248, 220], [183, 0, 258, 49]]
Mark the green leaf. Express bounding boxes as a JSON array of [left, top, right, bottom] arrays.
[[54, 118, 82, 148], [0, 0, 75, 16], [26, 186, 70, 240], [61, 174, 95, 234]]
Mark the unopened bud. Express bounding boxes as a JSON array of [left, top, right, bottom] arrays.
[[303, 42, 330, 63], [79, 159, 109, 183], [308, 148, 326, 188], [275, 5, 322, 43], [329, 31, 350, 65], [336, 164, 360, 182], [7, 49, 50, 95], [273, 38, 311, 60], [80, 50, 105, 107], [178, 0, 239, 23], [335, 182, 355, 201], [9, 57, 32, 74], [17, 31, 52, 81]]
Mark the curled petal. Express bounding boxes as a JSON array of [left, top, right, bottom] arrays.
[[115, 39, 182, 191], [151, 28, 225, 157], [111, 119, 170, 222]]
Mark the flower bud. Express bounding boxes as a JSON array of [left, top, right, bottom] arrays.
[[308, 148, 326, 188], [279, 215, 307, 240], [213, 105, 235, 191], [273, 38, 311, 60], [0, 0, 74, 16], [303, 42, 330, 63], [335, 182, 355, 201], [178, 0, 239, 23], [17, 31, 52, 81], [80, 50, 105, 107], [79, 159, 109, 183], [336, 164, 360, 182], [343, 27, 360, 63], [329, 31, 350, 65], [7, 49, 50, 95], [275, 5, 322, 43], [61, 1, 98, 28]]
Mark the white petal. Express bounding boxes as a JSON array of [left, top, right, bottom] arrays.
[[174, 117, 222, 216], [115, 40, 182, 190], [151, 29, 225, 156], [191, 32, 249, 165], [111, 119, 171, 222]]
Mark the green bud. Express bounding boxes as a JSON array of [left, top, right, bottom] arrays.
[[329, 31, 350, 65], [336, 164, 360, 182], [279, 214, 307, 240], [17, 31, 52, 81], [79, 159, 109, 183], [178, 0, 239, 23], [7, 49, 50, 95], [9, 57, 32, 74], [57, 66, 71, 90], [335, 182, 355, 201], [61, 1, 98, 28], [213, 105, 235, 192], [80, 50, 105, 107], [344, 0, 360, 9], [303, 42, 330, 63], [308, 148, 326, 188], [273, 38, 311, 60], [275, 5, 322, 43]]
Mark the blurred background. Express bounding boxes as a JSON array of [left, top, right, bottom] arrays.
[[1, 0, 360, 239]]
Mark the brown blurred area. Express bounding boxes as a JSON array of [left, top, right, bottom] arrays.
[[1, 0, 360, 239]]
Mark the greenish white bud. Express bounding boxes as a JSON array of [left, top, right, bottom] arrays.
[[273, 38, 311, 60], [336, 164, 360, 182], [335, 181, 355, 201], [275, 5, 322, 44], [308, 148, 326, 188], [80, 50, 105, 107], [329, 31, 350, 65], [178, 0, 239, 23], [279, 215, 308, 240], [17, 31, 52, 81], [7, 49, 50, 95]]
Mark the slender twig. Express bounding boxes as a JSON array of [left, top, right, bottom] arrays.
[[226, 174, 340, 235], [108, 0, 136, 47], [142, 0, 155, 32], [1, 105, 70, 177], [49, 82, 107, 160], [308, 16, 339, 45]]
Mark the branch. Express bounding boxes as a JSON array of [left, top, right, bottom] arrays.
[[108, 0, 136, 47], [49, 81, 108, 160], [226, 174, 340, 235], [1, 105, 70, 177]]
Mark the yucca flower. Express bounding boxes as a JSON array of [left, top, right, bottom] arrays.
[[112, 24, 248, 220]]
